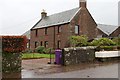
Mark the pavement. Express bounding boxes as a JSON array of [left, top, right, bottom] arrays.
[[22, 58, 120, 78]]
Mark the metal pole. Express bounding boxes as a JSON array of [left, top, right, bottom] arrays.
[[48, 49, 51, 64]]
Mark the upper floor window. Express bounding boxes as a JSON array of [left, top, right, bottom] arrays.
[[35, 29, 38, 36], [75, 25, 79, 34], [45, 28, 48, 35], [58, 25, 61, 33]]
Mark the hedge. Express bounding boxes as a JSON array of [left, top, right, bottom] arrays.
[[1, 36, 27, 78], [1, 36, 27, 53]]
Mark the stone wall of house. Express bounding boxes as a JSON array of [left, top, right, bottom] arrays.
[[62, 47, 96, 66], [97, 29, 108, 38], [110, 27, 120, 37], [70, 8, 97, 40], [30, 23, 71, 50]]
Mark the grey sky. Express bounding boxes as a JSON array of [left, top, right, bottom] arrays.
[[0, 0, 119, 35]]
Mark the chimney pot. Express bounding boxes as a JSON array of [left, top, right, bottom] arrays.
[[41, 9, 47, 18]]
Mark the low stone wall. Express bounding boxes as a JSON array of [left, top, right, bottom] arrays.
[[62, 47, 96, 66], [2, 52, 21, 78]]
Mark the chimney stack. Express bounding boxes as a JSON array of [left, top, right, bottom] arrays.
[[79, 0, 87, 8], [41, 9, 47, 18]]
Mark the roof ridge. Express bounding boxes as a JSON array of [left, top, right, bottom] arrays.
[[48, 7, 79, 17], [97, 23, 118, 27], [69, 8, 81, 22]]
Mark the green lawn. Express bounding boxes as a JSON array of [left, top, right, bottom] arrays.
[[22, 53, 55, 59]]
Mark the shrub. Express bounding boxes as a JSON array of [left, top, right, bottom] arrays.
[[44, 48, 52, 54], [35, 46, 53, 54], [112, 37, 120, 46], [100, 46, 114, 51], [24, 49, 33, 53], [90, 38, 116, 46], [69, 35, 88, 47], [35, 46, 45, 53]]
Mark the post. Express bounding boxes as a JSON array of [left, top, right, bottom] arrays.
[[48, 49, 52, 64]]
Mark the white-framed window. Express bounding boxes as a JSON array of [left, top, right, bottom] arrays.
[[57, 40, 61, 49], [45, 28, 48, 35], [44, 41, 48, 48], [75, 25, 79, 34], [58, 25, 61, 33], [35, 41, 39, 48]]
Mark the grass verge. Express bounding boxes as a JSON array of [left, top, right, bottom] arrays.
[[22, 53, 55, 59]]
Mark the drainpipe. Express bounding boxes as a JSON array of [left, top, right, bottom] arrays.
[[53, 26, 56, 49]]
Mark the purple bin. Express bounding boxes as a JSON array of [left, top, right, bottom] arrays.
[[55, 50, 62, 64]]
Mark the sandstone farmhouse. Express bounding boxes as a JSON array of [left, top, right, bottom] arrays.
[[26, 0, 120, 50]]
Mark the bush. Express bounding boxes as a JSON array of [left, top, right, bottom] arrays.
[[112, 37, 120, 46], [35, 46, 53, 54], [44, 48, 52, 54], [90, 38, 116, 46], [100, 46, 113, 51], [35, 46, 45, 53], [69, 35, 88, 47], [24, 49, 33, 53], [96, 46, 119, 51]]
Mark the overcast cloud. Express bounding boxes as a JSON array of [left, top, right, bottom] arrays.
[[0, 0, 119, 35]]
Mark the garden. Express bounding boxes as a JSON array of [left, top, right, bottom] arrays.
[[23, 46, 55, 59], [69, 35, 120, 51], [23, 35, 120, 60]]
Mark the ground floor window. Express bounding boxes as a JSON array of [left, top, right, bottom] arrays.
[[35, 41, 39, 48], [27, 40, 30, 49], [57, 40, 61, 49], [44, 41, 48, 48], [119, 34, 120, 37], [41, 41, 43, 46]]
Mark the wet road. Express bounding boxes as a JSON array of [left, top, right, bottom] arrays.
[[22, 59, 119, 78], [39, 63, 118, 78]]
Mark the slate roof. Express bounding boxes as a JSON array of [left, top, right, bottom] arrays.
[[97, 24, 119, 35], [22, 30, 30, 39], [32, 7, 80, 29]]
